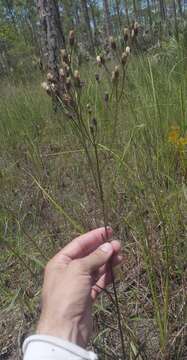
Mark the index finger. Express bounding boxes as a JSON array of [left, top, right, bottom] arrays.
[[55, 227, 113, 261]]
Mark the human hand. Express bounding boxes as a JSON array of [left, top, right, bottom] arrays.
[[37, 227, 122, 348]]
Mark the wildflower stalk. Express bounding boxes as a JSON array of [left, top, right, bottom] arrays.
[[91, 127, 126, 359], [56, 94, 100, 192], [40, 29, 139, 358]]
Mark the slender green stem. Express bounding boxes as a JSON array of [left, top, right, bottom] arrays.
[[92, 133, 126, 359]]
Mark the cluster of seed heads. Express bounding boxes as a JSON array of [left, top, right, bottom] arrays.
[[41, 31, 84, 115], [94, 23, 139, 84], [41, 23, 138, 117]]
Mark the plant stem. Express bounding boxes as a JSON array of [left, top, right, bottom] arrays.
[[92, 133, 126, 359]]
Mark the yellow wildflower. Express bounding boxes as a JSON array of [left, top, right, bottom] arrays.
[[168, 127, 180, 144], [177, 136, 187, 146]]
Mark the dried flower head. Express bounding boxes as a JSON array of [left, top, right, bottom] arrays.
[[61, 62, 70, 77], [121, 51, 128, 65], [126, 46, 131, 55], [61, 49, 69, 64], [69, 30, 75, 46], [96, 55, 102, 66], [124, 28, 129, 42], [109, 36, 117, 50], [47, 72, 54, 82], [74, 70, 80, 80], [66, 77, 72, 90], [112, 66, 120, 82], [86, 103, 92, 114], [96, 55, 105, 66], [134, 22, 139, 35], [50, 83, 57, 94], [74, 70, 81, 88], [63, 94, 73, 107], [59, 68, 66, 79], [41, 81, 50, 91]]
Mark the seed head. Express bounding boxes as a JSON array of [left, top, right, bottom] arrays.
[[74, 70, 80, 80], [134, 22, 139, 35], [61, 49, 69, 64], [109, 36, 117, 50], [96, 55, 102, 66], [69, 30, 75, 46], [47, 72, 54, 82], [112, 66, 120, 82], [115, 65, 120, 76], [50, 83, 57, 93], [41, 81, 50, 91], [131, 29, 135, 38], [66, 77, 72, 90], [74, 70, 81, 88], [126, 46, 131, 55], [59, 68, 66, 79], [124, 27, 129, 42], [61, 62, 70, 77], [121, 51, 128, 65], [63, 94, 73, 107], [96, 55, 105, 66], [86, 103, 92, 114]]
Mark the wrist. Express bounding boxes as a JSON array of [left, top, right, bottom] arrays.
[[36, 316, 81, 346]]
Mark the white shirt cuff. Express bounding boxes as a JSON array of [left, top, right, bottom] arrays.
[[23, 335, 98, 360]]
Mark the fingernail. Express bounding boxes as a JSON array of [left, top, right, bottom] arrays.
[[100, 242, 113, 253]]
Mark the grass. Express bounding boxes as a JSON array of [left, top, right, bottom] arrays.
[[0, 38, 186, 359]]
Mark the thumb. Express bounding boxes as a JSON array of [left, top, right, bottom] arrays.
[[82, 242, 113, 273]]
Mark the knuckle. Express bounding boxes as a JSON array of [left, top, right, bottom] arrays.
[[71, 259, 84, 272]]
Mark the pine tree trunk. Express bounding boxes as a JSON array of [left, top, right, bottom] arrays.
[[80, 0, 95, 53], [89, 0, 98, 45], [37, 0, 49, 70], [53, 0, 66, 48], [45, 0, 60, 79], [177, 0, 183, 17], [74, 3, 81, 26], [37, 0, 65, 79], [132, 0, 138, 19], [89, 0, 97, 36], [115, 0, 122, 28], [123, 0, 130, 26], [147, 0, 153, 32], [103, 0, 112, 37], [159, 0, 166, 21]]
